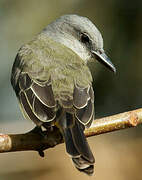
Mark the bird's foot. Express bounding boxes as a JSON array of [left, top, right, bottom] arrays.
[[29, 126, 62, 158], [29, 126, 50, 158]]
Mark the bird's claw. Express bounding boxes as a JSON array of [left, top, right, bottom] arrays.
[[38, 150, 45, 157]]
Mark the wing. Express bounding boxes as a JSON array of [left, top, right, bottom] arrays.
[[11, 53, 56, 127], [73, 83, 94, 128]]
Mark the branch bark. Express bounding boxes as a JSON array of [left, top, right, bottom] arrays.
[[0, 108, 142, 154]]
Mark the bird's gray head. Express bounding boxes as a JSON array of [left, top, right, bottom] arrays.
[[44, 14, 116, 72]]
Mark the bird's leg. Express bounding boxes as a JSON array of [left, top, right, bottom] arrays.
[[29, 126, 53, 157], [30, 126, 43, 135], [31, 125, 53, 136], [29, 125, 63, 158], [29, 126, 47, 157]]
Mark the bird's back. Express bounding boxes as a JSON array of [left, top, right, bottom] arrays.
[[17, 32, 93, 108]]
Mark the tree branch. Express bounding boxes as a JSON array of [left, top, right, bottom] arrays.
[[0, 108, 142, 155]]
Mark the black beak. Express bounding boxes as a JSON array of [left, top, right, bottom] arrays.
[[92, 51, 116, 73]]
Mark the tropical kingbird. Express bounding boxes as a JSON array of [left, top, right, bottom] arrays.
[[11, 14, 116, 175]]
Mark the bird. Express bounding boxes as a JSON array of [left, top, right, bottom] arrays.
[[11, 14, 116, 175]]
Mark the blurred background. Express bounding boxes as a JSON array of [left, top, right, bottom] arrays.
[[0, 0, 142, 179]]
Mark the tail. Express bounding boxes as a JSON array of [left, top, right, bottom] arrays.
[[58, 112, 95, 175]]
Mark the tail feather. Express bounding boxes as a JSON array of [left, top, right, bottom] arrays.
[[63, 128, 80, 157], [71, 120, 95, 163], [58, 112, 95, 175], [72, 157, 94, 176], [75, 164, 94, 176]]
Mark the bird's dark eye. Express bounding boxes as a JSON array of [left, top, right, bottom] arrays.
[[80, 33, 90, 44]]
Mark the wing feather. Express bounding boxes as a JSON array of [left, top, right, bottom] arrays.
[[73, 85, 90, 109], [31, 80, 56, 108], [11, 54, 56, 126], [33, 95, 56, 122], [73, 84, 94, 127], [19, 91, 42, 126], [75, 99, 93, 125]]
